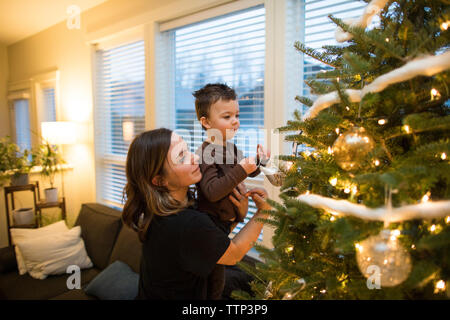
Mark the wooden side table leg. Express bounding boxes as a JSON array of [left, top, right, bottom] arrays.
[[62, 198, 66, 221], [5, 192, 12, 246]]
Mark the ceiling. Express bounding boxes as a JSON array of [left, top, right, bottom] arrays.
[[0, 0, 109, 46]]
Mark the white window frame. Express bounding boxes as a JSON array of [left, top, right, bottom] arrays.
[[8, 80, 36, 149], [33, 70, 60, 139]]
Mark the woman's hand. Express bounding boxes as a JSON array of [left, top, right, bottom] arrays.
[[229, 183, 249, 221], [245, 188, 272, 212]]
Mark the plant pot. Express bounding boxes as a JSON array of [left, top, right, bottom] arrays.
[[44, 188, 58, 203], [13, 207, 35, 226], [11, 173, 29, 186]]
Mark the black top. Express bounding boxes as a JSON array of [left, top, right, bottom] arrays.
[[137, 208, 231, 300]]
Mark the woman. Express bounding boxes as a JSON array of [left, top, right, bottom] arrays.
[[122, 128, 271, 300]]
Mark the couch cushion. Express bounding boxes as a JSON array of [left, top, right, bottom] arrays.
[[0, 267, 101, 300], [84, 260, 139, 300], [0, 246, 17, 274], [74, 203, 122, 269], [108, 225, 142, 273]]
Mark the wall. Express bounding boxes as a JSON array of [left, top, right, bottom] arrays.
[[0, 43, 10, 247], [0, 0, 194, 248]]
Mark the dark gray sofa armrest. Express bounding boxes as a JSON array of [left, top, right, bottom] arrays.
[[0, 246, 17, 274]]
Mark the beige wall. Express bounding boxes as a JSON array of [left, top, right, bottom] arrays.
[[0, 0, 188, 248], [0, 44, 9, 137], [0, 43, 9, 247]]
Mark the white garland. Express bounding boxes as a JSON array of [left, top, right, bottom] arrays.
[[297, 193, 450, 223], [302, 51, 450, 121], [335, 0, 389, 42]]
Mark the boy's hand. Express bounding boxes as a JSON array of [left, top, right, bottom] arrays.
[[239, 156, 258, 175], [257, 144, 270, 167]]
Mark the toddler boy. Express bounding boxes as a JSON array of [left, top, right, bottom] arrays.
[[193, 83, 269, 299]]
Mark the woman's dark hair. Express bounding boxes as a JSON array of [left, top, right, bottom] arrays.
[[122, 128, 191, 242]]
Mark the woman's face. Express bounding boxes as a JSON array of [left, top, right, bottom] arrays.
[[162, 133, 201, 190]]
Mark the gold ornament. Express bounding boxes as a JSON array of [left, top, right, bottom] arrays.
[[332, 126, 375, 171], [356, 229, 412, 287]]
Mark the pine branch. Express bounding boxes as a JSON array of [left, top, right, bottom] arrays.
[[329, 15, 406, 61], [294, 41, 340, 68], [342, 52, 371, 75], [295, 95, 313, 107]]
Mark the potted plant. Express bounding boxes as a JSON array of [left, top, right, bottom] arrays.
[[34, 142, 65, 202], [0, 136, 34, 186]]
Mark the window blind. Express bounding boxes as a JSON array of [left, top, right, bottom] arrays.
[[13, 99, 31, 153], [303, 0, 378, 96], [94, 40, 146, 208], [159, 5, 266, 240], [42, 87, 56, 122]]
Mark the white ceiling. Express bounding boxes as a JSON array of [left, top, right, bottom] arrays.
[[0, 0, 109, 46]]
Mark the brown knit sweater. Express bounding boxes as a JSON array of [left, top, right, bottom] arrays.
[[195, 141, 260, 225]]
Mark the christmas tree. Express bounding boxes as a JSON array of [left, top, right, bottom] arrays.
[[235, 0, 450, 299]]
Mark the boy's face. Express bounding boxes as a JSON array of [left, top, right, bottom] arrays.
[[201, 98, 240, 142]]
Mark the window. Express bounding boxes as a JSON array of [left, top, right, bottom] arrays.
[[42, 87, 56, 122], [94, 39, 146, 207], [7, 86, 32, 153], [158, 5, 265, 240], [12, 99, 32, 152], [284, 0, 379, 154], [302, 0, 379, 97]]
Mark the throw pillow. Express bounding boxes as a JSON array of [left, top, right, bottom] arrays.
[[10, 220, 69, 275], [84, 260, 139, 300], [16, 226, 93, 280]]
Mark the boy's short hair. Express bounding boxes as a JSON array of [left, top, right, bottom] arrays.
[[193, 83, 237, 126]]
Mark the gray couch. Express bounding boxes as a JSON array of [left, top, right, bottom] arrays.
[[0, 203, 141, 300], [0, 203, 257, 300]]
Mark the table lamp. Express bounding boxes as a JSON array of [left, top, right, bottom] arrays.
[[41, 121, 77, 199]]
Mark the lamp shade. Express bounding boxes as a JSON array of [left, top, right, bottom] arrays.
[[41, 121, 77, 145]]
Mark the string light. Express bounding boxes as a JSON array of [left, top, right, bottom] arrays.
[[335, 128, 340, 135], [434, 280, 446, 293], [355, 243, 363, 252], [330, 177, 338, 186], [441, 153, 447, 160], [411, 244, 416, 249], [344, 187, 351, 194], [345, 106, 350, 111], [430, 224, 436, 232], [374, 159, 380, 166], [330, 216, 336, 222], [385, 38, 390, 42], [320, 289, 327, 294], [403, 125, 411, 134], [390, 229, 400, 241], [285, 246, 294, 253], [446, 216, 450, 224], [421, 192, 431, 203], [441, 21, 449, 30], [328, 146, 333, 154], [378, 119, 387, 125], [351, 185, 358, 194], [431, 88, 441, 100], [282, 293, 293, 300]]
